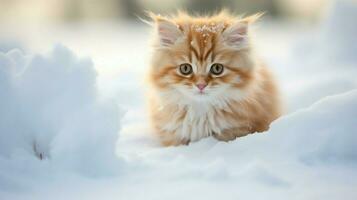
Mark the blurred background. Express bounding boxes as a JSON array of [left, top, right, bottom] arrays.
[[0, 0, 355, 112], [0, 0, 338, 70], [0, 0, 331, 24]]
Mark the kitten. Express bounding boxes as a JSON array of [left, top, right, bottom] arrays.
[[147, 11, 281, 146]]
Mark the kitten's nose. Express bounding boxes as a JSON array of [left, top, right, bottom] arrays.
[[196, 83, 207, 91]]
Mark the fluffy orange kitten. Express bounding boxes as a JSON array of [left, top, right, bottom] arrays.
[[148, 11, 281, 146]]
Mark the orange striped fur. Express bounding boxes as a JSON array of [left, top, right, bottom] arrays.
[[147, 11, 281, 146]]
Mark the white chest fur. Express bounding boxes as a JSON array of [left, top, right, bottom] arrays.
[[161, 101, 233, 142]]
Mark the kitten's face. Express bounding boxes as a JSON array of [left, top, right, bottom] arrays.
[[150, 13, 258, 102]]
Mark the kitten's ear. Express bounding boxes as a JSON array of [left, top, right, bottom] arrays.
[[222, 13, 263, 50], [149, 13, 183, 47], [222, 22, 249, 49]]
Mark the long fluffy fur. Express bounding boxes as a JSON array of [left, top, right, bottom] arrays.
[[147, 11, 281, 146]]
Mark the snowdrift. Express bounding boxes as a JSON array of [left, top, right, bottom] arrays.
[[0, 46, 122, 177]]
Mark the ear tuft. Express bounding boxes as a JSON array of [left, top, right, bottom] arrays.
[[240, 12, 264, 24], [150, 13, 183, 47]]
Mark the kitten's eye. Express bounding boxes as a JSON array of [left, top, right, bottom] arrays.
[[179, 63, 193, 75], [210, 63, 224, 75]]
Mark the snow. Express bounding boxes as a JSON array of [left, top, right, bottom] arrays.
[[192, 23, 225, 34], [0, 46, 122, 177], [1, 1, 357, 199]]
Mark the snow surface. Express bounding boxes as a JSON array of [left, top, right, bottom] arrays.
[[0, 1, 357, 199]]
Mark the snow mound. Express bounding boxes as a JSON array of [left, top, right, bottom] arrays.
[[0, 46, 122, 176]]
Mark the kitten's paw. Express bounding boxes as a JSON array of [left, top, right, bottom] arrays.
[[212, 132, 237, 142], [213, 127, 251, 142]]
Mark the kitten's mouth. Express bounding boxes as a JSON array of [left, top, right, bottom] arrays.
[[189, 90, 212, 101], [195, 90, 208, 96]]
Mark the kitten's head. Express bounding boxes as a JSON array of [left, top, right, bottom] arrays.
[[149, 11, 261, 103]]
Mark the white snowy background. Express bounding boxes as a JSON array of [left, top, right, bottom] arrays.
[[0, 1, 357, 199]]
